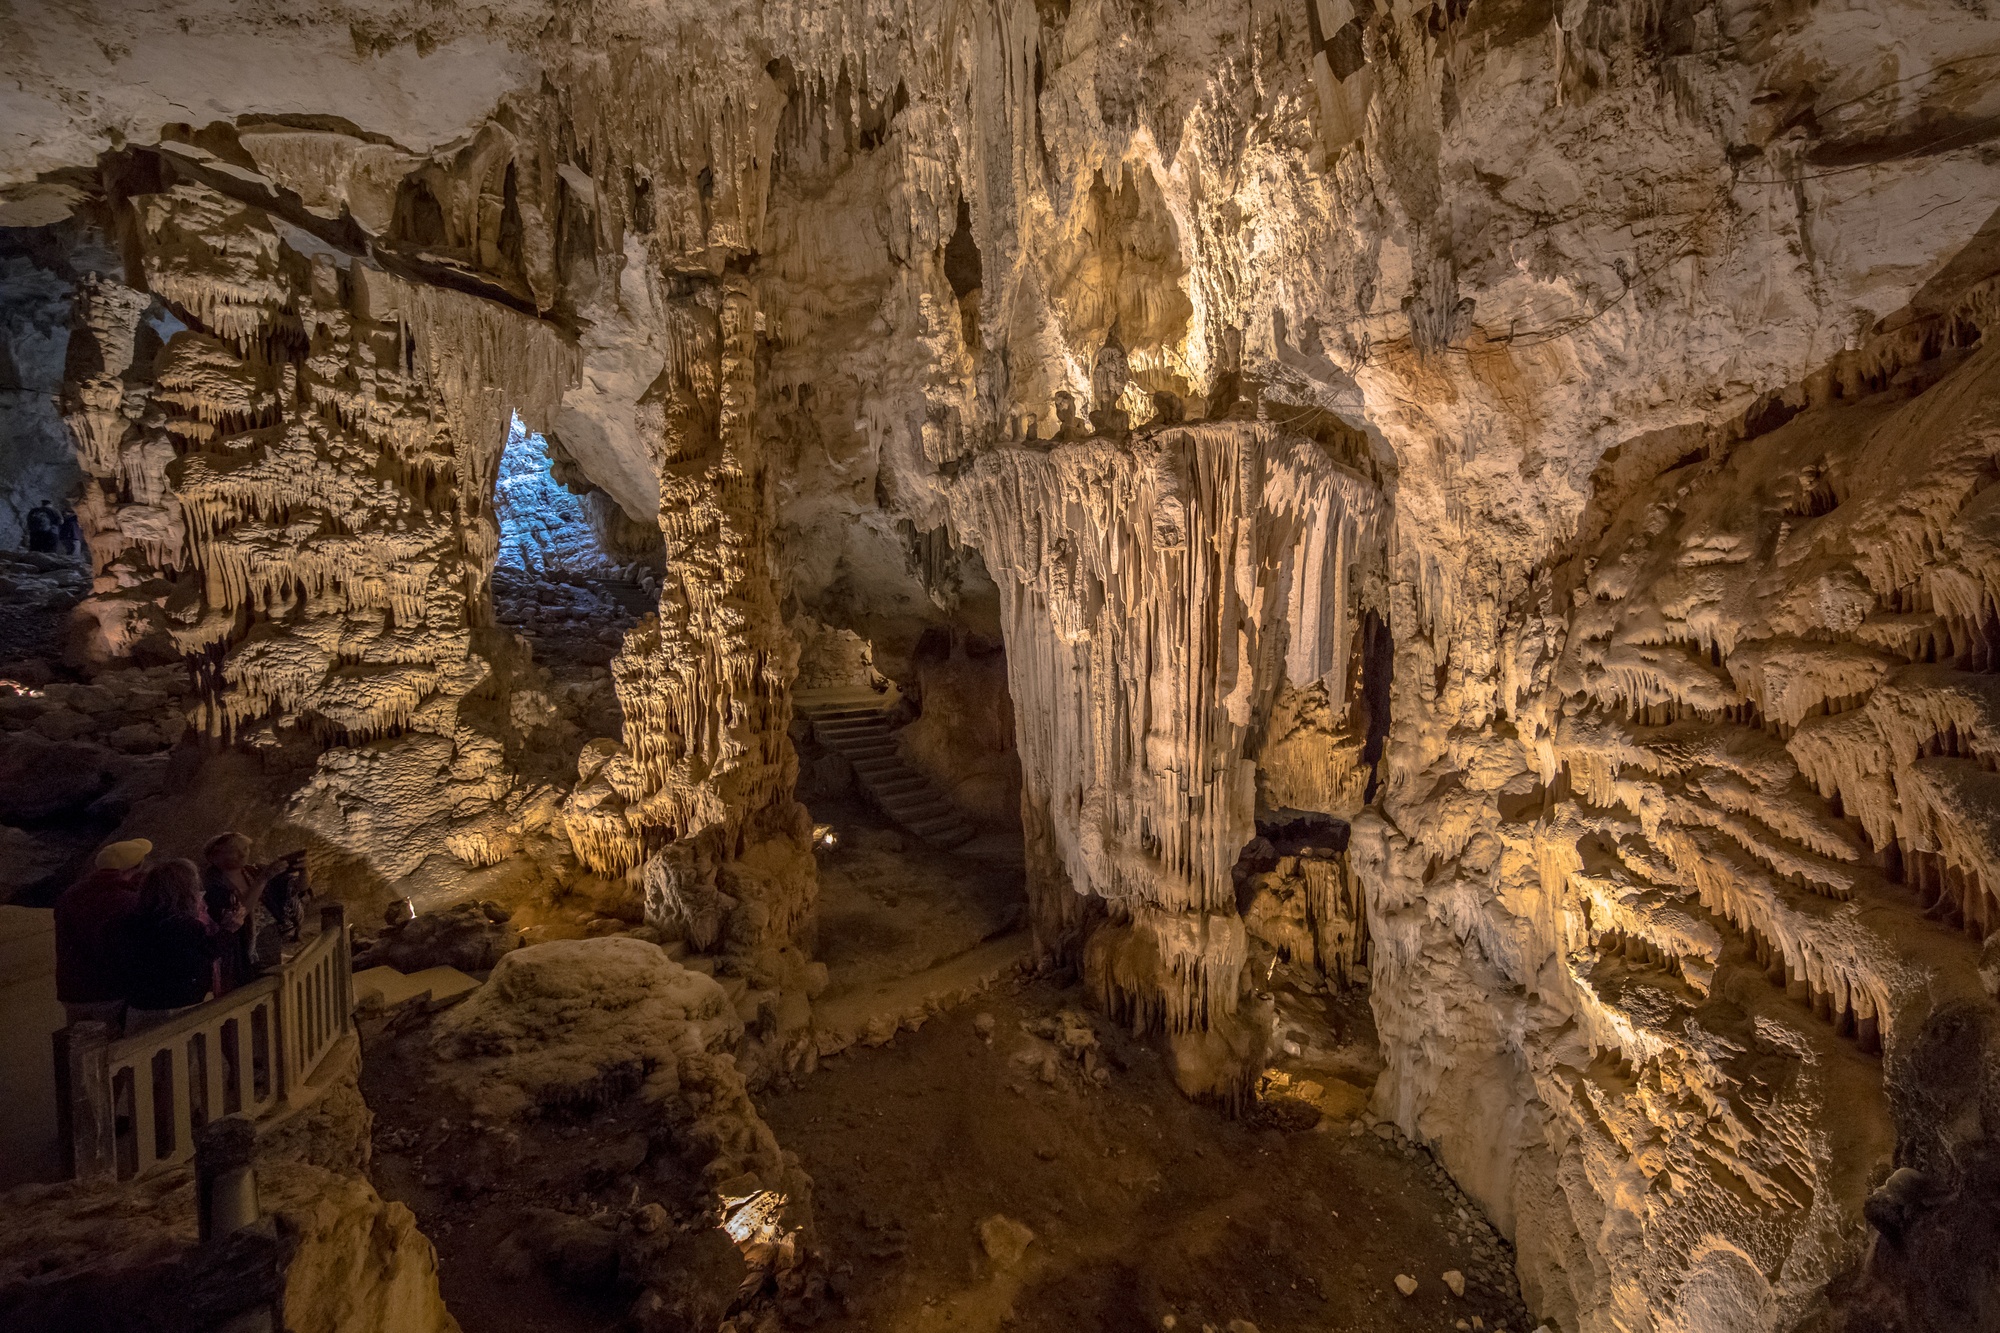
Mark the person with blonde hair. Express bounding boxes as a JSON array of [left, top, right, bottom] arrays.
[[119, 859, 242, 1032]]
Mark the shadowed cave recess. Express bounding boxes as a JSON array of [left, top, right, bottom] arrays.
[[1, 2, 1998, 1332]]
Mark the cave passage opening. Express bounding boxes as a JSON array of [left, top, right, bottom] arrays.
[[791, 615, 1030, 1037], [489, 413, 658, 679], [483, 413, 665, 799]]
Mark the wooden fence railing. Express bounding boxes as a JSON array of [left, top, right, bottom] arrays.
[[54, 903, 353, 1182]]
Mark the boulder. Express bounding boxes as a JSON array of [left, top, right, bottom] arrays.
[[356, 901, 518, 976], [0, 731, 124, 822]]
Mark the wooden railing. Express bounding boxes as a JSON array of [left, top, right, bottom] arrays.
[[55, 903, 353, 1182]]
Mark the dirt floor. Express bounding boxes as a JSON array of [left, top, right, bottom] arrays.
[[809, 798, 1024, 987], [363, 961, 1535, 1333], [762, 977, 1536, 1333], [803, 798, 1029, 1051]]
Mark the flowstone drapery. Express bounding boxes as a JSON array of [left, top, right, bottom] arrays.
[[946, 421, 1380, 1097], [13, 0, 2000, 1324], [1354, 280, 2000, 1328]]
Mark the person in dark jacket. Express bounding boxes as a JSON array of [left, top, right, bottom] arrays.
[[54, 839, 151, 1028], [120, 859, 242, 1032]]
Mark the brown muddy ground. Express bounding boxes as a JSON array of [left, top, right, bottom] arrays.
[[760, 976, 1537, 1333], [359, 811, 1536, 1333]]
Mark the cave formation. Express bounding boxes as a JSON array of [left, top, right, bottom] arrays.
[[1, 2, 1998, 1331]]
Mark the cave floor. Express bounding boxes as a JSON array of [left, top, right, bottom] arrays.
[[359, 795, 1530, 1333], [763, 977, 1537, 1333], [362, 967, 1536, 1333], [806, 800, 1029, 1049]]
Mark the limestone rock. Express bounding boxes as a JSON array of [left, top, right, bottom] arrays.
[[429, 937, 743, 1124], [977, 1214, 1035, 1269], [8, 3, 2000, 1329], [357, 900, 519, 976], [265, 1163, 461, 1333]]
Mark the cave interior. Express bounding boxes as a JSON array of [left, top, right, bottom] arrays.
[[2, 2, 1999, 1332]]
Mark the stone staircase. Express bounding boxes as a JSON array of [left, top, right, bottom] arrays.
[[797, 694, 976, 849]]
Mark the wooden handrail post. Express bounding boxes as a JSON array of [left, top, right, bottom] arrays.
[[61, 1021, 116, 1182], [196, 1117, 260, 1242], [322, 902, 350, 1035]]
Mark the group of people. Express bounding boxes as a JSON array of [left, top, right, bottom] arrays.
[[22, 499, 80, 555], [53, 834, 311, 1035]]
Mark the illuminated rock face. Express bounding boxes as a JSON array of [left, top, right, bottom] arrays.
[[44, 172, 577, 879], [11, 0, 2000, 1325], [562, 275, 818, 974], [942, 423, 1380, 1097], [1353, 291, 2000, 1329]]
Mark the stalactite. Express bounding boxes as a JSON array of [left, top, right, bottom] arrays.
[[943, 422, 1380, 1044]]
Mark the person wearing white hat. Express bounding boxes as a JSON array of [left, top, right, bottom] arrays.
[[53, 839, 154, 1029]]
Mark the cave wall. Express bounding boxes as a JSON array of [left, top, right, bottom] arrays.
[[0, 241, 85, 547], [40, 158, 579, 888], [9, 0, 2000, 1327], [1354, 285, 2000, 1328]]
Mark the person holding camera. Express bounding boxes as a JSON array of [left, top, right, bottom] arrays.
[[201, 833, 308, 990]]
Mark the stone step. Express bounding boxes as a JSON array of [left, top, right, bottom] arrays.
[[831, 740, 898, 759], [803, 711, 973, 846], [877, 788, 948, 814], [820, 732, 893, 751], [917, 821, 977, 849], [903, 807, 963, 833], [898, 800, 959, 826], [812, 716, 892, 736]]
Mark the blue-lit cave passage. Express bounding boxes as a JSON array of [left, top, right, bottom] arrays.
[[490, 413, 661, 675]]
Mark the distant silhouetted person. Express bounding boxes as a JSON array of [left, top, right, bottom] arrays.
[[54, 839, 151, 1029], [56, 508, 80, 556], [23, 500, 58, 553], [120, 858, 242, 1033]]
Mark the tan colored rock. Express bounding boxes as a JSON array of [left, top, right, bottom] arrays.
[[977, 1214, 1035, 1269], [264, 1162, 461, 1333]]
